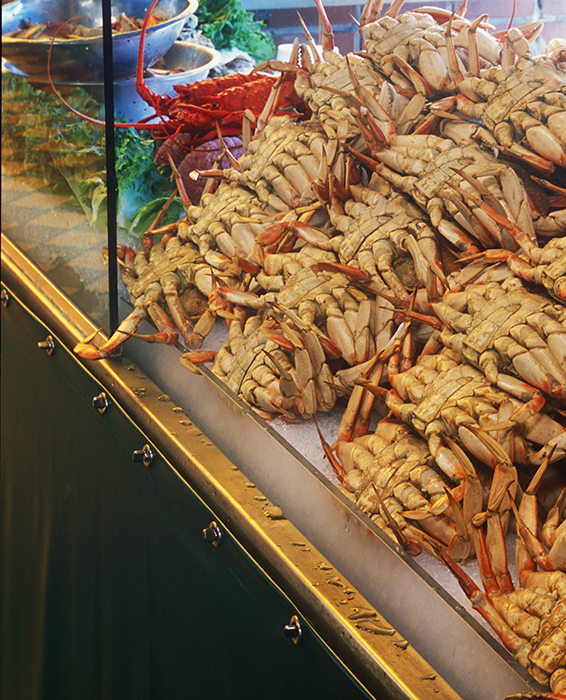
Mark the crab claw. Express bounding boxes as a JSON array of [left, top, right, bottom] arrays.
[[73, 328, 108, 359], [180, 350, 217, 374]]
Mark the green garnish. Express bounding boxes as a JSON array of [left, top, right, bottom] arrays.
[[196, 0, 275, 64]]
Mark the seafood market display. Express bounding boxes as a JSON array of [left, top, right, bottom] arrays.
[[72, 0, 566, 693]]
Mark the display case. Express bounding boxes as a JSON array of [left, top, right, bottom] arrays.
[[3, 2, 565, 699]]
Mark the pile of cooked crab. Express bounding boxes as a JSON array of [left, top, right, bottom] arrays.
[[74, 0, 566, 692]]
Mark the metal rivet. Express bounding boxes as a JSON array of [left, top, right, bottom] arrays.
[[92, 392, 109, 414], [283, 615, 302, 644], [37, 335, 55, 355], [202, 521, 222, 547], [1, 289, 9, 307], [132, 444, 154, 467]]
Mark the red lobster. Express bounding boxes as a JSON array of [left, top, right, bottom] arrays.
[[48, 0, 307, 147]]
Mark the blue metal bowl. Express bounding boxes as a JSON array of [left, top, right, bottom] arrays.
[[1, 0, 198, 82]]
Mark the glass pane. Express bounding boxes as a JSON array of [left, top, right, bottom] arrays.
[[1, 0, 113, 331], [1, 0, 198, 334]]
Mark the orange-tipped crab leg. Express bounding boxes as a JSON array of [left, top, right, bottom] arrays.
[[337, 355, 383, 443], [346, 55, 397, 145], [385, 0, 406, 18], [166, 153, 194, 214], [85, 283, 179, 359], [482, 472, 517, 594], [512, 498, 560, 575], [73, 327, 108, 360], [441, 545, 532, 662], [295, 12, 322, 64], [214, 287, 267, 310], [312, 415, 346, 483], [124, 300, 179, 346], [74, 298, 149, 360], [370, 481, 424, 557], [448, 180, 540, 260], [256, 42, 304, 132], [161, 271, 195, 345], [444, 13, 466, 87], [359, 0, 385, 27], [354, 358, 388, 438], [442, 436, 481, 555], [180, 350, 218, 374], [466, 14, 489, 77], [312, 0, 335, 52], [412, 5, 468, 23], [513, 451, 559, 576], [542, 485, 566, 553]]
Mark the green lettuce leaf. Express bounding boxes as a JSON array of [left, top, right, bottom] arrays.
[[2, 73, 178, 236], [196, 0, 275, 63]]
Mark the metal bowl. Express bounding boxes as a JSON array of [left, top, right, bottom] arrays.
[[69, 41, 220, 123], [1, 0, 198, 82], [113, 41, 220, 122]]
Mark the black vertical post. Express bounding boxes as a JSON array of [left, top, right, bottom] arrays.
[[101, 0, 119, 334]]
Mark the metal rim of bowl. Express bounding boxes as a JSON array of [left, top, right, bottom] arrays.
[[1, 0, 199, 46], [0, 41, 221, 88], [44, 41, 222, 87]]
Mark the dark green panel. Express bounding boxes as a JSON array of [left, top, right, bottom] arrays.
[[1, 287, 375, 700]]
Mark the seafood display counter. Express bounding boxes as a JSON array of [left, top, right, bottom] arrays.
[[0, 230, 537, 700], [0, 84, 539, 700], [3, 1, 566, 699], [0, 184, 546, 700]]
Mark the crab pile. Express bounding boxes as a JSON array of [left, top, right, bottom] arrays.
[[73, 0, 566, 692]]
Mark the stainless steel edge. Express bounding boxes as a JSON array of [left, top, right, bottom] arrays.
[[2, 232, 468, 700]]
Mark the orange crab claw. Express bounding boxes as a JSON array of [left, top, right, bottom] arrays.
[[180, 350, 217, 374]]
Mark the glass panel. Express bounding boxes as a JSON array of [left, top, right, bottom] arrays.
[[1, 0, 198, 334], [2, 0, 112, 331], [2, 73, 110, 329]]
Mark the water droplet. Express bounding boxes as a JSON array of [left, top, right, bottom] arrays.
[[316, 562, 333, 571], [355, 621, 394, 636], [326, 576, 343, 587], [245, 482, 255, 488], [126, 365, 136, 371], [291, 542, 307, 547], [394, 639, 409, 650], [179, 420, 191, 426], [158, 394, 170, 402], [348, 608, 376, 620], [300, 547, 310, 552], [262, 506, 285, 520], [254, 496, 267, 502], [133, 387, 146, 397], [172, 407, 183, 413]]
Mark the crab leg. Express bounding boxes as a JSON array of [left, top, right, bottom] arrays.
[[312, 0, 335, 52], [74, 297, 149, 360]]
